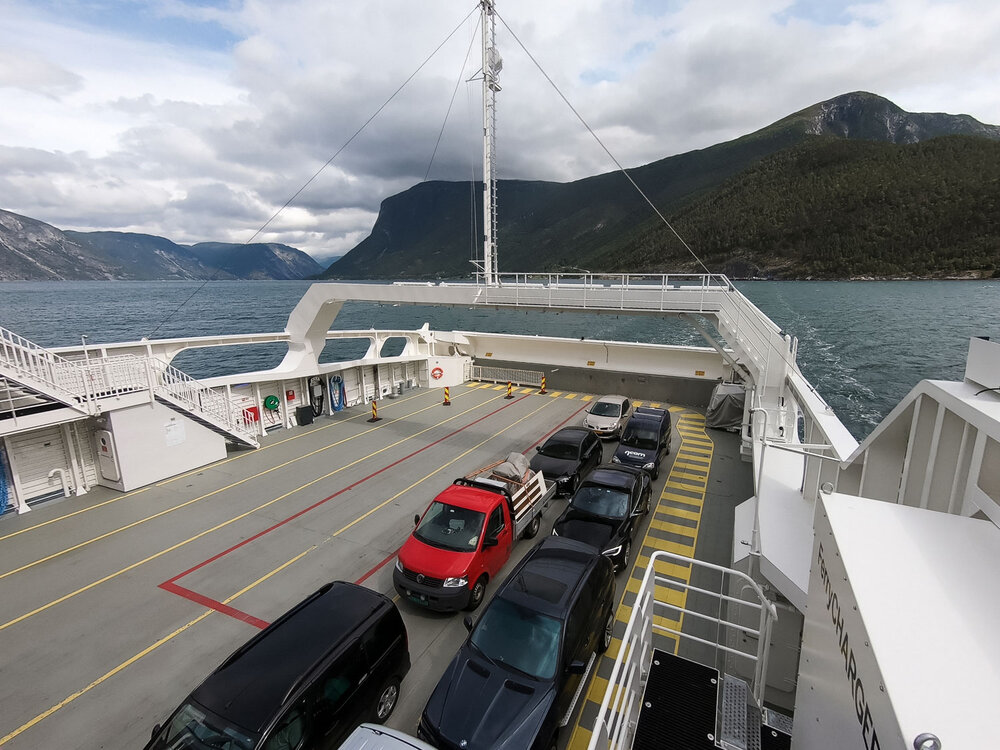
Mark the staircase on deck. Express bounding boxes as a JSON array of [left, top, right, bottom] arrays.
[[588, 550, 790, 750], [0, 324, 258, 448]]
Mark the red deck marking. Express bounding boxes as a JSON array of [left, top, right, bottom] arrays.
[[350, 401, 591, 588], [159, 393, 531, 625], [529, 401, 590, 448], [355, 551, 399, 586], [159, 580, 271, 630]]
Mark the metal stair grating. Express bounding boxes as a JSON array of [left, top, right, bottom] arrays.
[[760, 708, 793, 750], [721, 675, 749, 749], [632, 648, 718, 750]]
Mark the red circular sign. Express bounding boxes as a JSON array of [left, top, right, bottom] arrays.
[[431, 367, 444, 379]]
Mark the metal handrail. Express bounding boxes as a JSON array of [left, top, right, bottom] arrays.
[[0, 325, 95, 412], [1, 325, 256, 445], [149, 358, 257, 444], [588, 550, 778, 750]]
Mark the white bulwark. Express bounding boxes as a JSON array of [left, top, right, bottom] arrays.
[[795, 490, 1000, 750]]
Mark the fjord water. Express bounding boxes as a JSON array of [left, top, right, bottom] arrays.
[[1, 280, 996, 440]]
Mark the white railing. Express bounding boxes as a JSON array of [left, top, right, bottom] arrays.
[[149, 358, 258, 446], [470, 365, 544, 387], [1, 325, 256, 446], [473, 273, 733, 312], [588, 550, 777, 750], [0, 325, 98, 412]]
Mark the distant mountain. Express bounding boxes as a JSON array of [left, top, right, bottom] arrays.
[[323, 92, 1000, 280], [0, 211, 120, 280], [187, 242, 322, 280], [0, 212, 323, 280]]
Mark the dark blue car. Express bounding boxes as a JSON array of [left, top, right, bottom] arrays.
[[611, 406, 671, 479]]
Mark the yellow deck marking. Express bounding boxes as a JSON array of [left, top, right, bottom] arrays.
[[672, 471, 709, 483], [3, 398, 566, 740], [659, 506, 701, 521], [329, 397, 558, 538], [0, 393, 509, 623], [0, 548, 311, 746], [547, 391, 563, 397], [581, 395, 594, 401], [650, 519, 700, 537], [567, 408, 714, 750], [0, 387, 438, 542], [564, 393, 578, 399]]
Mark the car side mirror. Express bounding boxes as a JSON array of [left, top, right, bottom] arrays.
[[483, 535, 498, 548], [535, 445, 542, 452], [150, 724, 161, 740], [413, 514, 420, 526], [567, 659, 587, 675], [463, 615, 475, 632]]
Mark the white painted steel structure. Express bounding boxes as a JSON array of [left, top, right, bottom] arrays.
[[588, 550, 777, 750]]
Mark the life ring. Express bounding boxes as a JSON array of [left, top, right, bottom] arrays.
[[263, 394, 280, 410], [431, 367, 444, 380]]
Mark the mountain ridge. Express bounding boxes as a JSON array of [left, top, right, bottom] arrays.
[[0, 214, 324, 281], [3, 92, 997, 281], [323, 91, 1000, 280]]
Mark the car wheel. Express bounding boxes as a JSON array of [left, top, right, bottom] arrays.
[[373, 676, 401, 723], [598, 608, 615, 653], [466, 575, 487, 611], [619, 541, 631, 572], [567, 474, 578, 495], [524, 514, 541, 539]]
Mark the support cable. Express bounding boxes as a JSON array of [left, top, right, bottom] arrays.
[[424, 20, 481, 181], [495, 10, 711, 276], [146, 6, 478, 339]]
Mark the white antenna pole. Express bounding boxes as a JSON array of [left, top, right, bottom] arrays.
[[481, 0, 501, 286]]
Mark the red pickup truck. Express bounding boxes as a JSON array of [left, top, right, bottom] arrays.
[[393, 452, 556, 612]]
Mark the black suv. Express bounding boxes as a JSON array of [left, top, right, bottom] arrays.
[[145, 582, 410, 750], [612, 406, 672, 479], [552, 464, 651, 571], [418, 536, 616, 750], [529, 426, 603, 496]]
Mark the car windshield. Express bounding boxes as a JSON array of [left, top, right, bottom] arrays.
[[620, 426, 658, 450], [539, 440, 579, 460], [571, 484, 630, 518], [414, 501, 486, 552], [148, 702, 257, 750], [590, 401, 621, 417], [470, 598, 562, 679]]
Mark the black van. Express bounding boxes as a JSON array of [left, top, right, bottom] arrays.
[[145, 582, 410, 750], [611, 405, 671, 478], [418, 536, 616, 750]]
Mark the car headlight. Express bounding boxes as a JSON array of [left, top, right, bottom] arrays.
[[603, 545, 622, 557], [643, 462, 655, 470], [557, 475, 572, 484], [395, 558, 403, 572], [611, 455, 622, 463], [443, 576, 468, 588]]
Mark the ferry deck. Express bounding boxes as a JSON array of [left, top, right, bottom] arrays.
[[0, 378, 750, 749]]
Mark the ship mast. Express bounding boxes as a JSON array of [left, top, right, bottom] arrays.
[[480, 0, 501, 286]]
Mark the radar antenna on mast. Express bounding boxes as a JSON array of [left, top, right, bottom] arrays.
[[478, 0, 501, 286]]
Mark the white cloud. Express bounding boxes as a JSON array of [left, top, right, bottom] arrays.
[[1, 0, 998, 260]]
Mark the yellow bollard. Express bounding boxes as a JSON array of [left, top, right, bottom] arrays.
[[505, 381, 514, 399], [443, 386, 451, 406], [539, 375, 547, 394], [367, 400, 381, 422]]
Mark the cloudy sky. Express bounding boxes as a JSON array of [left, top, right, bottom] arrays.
[[2, 0, 998, 265]]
